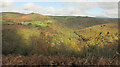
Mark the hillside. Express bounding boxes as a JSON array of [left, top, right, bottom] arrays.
[[2, 12, 119, 65], [1, 12, 51, 24], [2, 12, 118, 48], [75, 23, 118, 47], [51, 16, 117, 29]]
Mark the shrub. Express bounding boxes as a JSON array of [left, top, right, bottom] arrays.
[[79, 41, 118, 59], [29, 33, 53, 56], [2, 29, 26, 55]]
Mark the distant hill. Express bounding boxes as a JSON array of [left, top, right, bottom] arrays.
[[1, 12, 51, 22], [51, 16, 117, 29]]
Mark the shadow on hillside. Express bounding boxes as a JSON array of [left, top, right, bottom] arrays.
[[2, 29, 53, 56], [2, 29, 31, 55]]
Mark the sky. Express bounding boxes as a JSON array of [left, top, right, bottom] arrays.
[[0, 0, 119, 18]]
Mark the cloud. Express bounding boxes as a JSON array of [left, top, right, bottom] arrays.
[[1, 2, 118, 18], [62, 2, 118, 18], [0, 1, 14, 8], [23, 3, 36, 9], [63, 2, 118, 9], [0, 0, 16, 12], [102, 8, 118, 18]]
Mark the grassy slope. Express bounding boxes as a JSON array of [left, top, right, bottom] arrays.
[[51, 16, 117, 29], [2, 12, 119, 51]]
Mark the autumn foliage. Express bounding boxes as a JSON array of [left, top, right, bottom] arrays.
[[1, 12, 119, 65]]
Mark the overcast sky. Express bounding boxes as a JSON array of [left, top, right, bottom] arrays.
[[0, 0, 119, 18]]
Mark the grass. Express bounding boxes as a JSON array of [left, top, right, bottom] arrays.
[[2, 54, 120, 65]]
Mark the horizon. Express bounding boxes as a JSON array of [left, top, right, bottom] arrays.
[[0, 1, 118, 18], [1, 12, 119, 19]]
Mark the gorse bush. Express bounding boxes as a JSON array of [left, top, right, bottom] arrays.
[[2, 29, 119, 59]]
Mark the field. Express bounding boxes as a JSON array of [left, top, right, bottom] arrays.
[[1, 12, 120, 66]]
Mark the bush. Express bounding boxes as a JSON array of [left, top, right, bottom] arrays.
[[2, 29, 26, 55], [27, 23, 33, 28], [79, 41, 118, 59], [29, 33, 53, 56]]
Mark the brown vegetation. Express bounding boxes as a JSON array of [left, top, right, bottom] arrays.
[[2, 54, 120, 65]]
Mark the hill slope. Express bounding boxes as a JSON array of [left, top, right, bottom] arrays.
[[2, 12, 119, 52], [51, 16, 117, 29]]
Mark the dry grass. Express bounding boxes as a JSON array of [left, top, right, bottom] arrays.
[[2, 54, 120, 65]]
